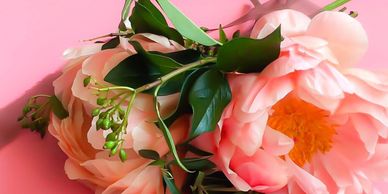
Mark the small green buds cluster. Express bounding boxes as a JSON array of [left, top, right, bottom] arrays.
[[87, 81, 132, 162], [18, 96, 51, 138], [93, 103, 128, 162]]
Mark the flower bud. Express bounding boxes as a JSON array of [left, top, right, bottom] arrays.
[[105, 132, 117, 141], [96, 118, 104, 130], [23, 106, 31, 114], [91, 108, 101, 117], [83, 76, 91, 87], [103, 141, 117, 149], [97, 97, 107, 106], [102, 118, 111, 130], [110, 145, 118, 156], [119, 149, 127, 162]]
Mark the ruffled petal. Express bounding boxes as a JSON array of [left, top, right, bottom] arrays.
[[251, 9, 311, 39], [286, 157, 328, 194], [63, 44, 103, 59], [262, 127, 294, 156], [307, 11, 368, 67]]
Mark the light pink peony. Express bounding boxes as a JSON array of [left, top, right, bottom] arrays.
[[49, 34, 188, 194], [195, 10, 388, 194]]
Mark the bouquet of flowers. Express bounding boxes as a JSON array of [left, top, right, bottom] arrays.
[[18, 0, 388, 193]]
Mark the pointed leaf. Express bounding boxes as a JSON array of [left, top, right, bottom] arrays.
[[104, 42, 200, 95], [130, 1, 183, 44], [139, 149, 160, 160], [138, 0, 168, 25], [180, 158, 216, 171], [101, 37, 120, 50], [157, 0, 220, 46], [49, 96, 69, 119], [163, 173, 181, 194], [216, 26, 281, 73], [164, 68, 209, 126], [189, 69, 231, 138], [219, 25, 228, 44]]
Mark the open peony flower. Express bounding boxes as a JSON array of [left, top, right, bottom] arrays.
[[194, 10, 388, 194], [48, 34, 188, 194]]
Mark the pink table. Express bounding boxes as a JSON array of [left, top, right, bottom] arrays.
[[0, 0, 387, 193]]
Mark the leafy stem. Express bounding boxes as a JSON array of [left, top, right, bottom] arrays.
[[135, 57, 217, 93], [154, 84, 192, 173], [93, 57, 216, 163]]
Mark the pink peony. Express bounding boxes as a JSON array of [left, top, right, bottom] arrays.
[[49, 34, 188, 194], [195, 10, 388, 194]]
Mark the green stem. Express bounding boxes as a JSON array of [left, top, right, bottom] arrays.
[[153, 84, 193, 173], [31, 94, 51, 99], [135, 57, 216, 93], [91, 86, 135, 92], [323, 0, 351, 11]]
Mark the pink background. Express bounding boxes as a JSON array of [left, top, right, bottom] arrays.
[[0, 0, 387, 193]]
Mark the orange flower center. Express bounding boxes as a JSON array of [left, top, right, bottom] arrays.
[[268, 94, 336, 166]]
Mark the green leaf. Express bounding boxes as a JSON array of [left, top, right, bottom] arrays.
[[139, 149, 160, 160], [218, 25, 228, 44], [138, 0, 167, 25], [189, 69, 231, 138], [216, 26, 281, 73], [49, 96, 69, 119], [186, 144, 213, 156], [150, 49, 201, 64], [180, 158, 216, 171], [101, 37, 120, 50], [232, 30, 240, 39], [156, 0, 221, 46], [154, 85, 192, 173], [164, 68, 209, 126], [104, 42, 200, 95], [129, 1, 183, 44], [121, 0, 133, 21], [163, 173, 181, 194], [149, 159, 165, 167]]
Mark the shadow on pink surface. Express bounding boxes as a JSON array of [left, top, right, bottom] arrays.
[[0, 72, 59, 149], [0, 72, 93, 194]]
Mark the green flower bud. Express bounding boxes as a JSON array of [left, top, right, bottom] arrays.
[[118, 109, 125, 120], [119, 149, 127, 162], [19, 118, 31, 128], [103, 141, 116, 149], [83, 76, 91, 87], [97, 97, 107, 106], [102, 118, 111, 130], [111, 123, 120, 131], [99, 111, 107, 119], [110, 145, 118, 156], [91, 108, 101, 117], [23, 106, 31, 114], [96, 118, 104, 130], [106, 133, 117, 142]]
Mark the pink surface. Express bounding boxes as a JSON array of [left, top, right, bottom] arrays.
[[0, 0, 387, 193]]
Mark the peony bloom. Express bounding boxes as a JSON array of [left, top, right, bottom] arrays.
[[49, 34, 188, 194], [195, 10, 388, 194]]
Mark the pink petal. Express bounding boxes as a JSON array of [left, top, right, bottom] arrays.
[[320, 151, 354, 188], [103, 165, 163, 194], [63, 44, 103, 59], [223, 115, 267, 156], [262, 127, 294, 156], [286, 157, 328, 194], [344, 68, 388, 107], [336, 95, 388, 127], [307, 11, 368, 67], [350, 115, 379, 157], [251, 9, 311, 39]]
